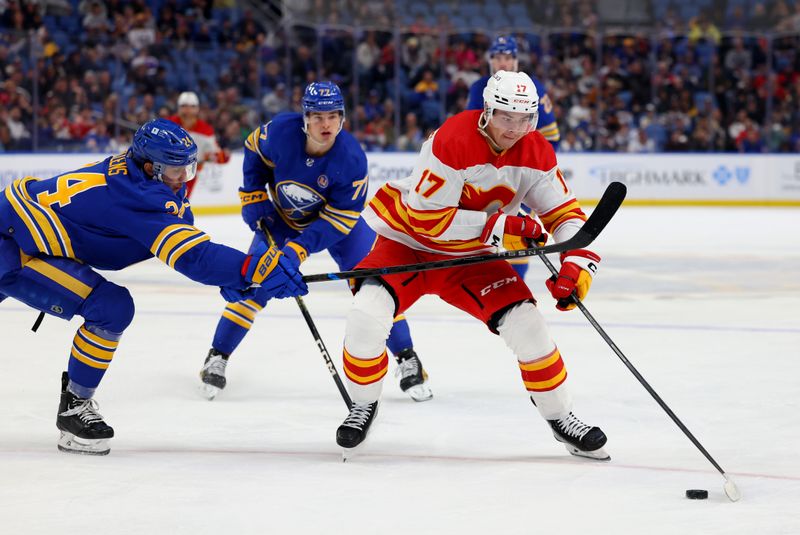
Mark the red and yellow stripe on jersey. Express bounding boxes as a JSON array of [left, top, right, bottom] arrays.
[[518, 348, 567, 392], [4, 176, 78, 258], [343, 348, 388, 386], [150, 224, 211, 269], [221, 299, 263, 330], [539, 197, 587, 235], [369, 185, 487, 254]]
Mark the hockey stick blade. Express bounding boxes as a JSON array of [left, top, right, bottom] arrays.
[[303, 181, 627, 283]]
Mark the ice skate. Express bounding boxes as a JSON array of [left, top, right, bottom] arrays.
[[548, 412, 610, 461], [336, 401, 379, 461], [199, 348, 229, 400], [56, 372, 113, 455], [394, 348, 432, 402]]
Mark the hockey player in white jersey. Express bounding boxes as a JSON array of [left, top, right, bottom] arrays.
[[334, 71, 609, 461]]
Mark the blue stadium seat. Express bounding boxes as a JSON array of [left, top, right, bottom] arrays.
[[693, 91, 714, 109], [459, 3, 482, 17], [42, 15, 60, 32], [421, 98, 442, 125], [433, 3, 451, 15], [61, 16, 81, 35]]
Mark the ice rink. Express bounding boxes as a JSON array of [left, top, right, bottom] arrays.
[[1, 206, 799, 534]]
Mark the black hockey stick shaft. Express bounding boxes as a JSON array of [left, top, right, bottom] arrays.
[[303, 181, 627, 284], [258, 221, 353, 409], [538, 254, 732, 479]]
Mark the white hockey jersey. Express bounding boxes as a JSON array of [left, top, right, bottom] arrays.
[[363, 110, 587, 256]]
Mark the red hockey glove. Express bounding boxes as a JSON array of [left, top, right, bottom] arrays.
[[545, 249, 601, 311], [480, 211, 546, 250]]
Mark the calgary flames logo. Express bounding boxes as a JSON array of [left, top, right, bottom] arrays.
[[460, 183, 516, 212]]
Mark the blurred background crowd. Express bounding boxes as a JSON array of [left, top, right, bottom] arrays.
[[1, 0, 799, 154]]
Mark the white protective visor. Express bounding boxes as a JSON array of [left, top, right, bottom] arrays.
[[156, 161, 198, 183]]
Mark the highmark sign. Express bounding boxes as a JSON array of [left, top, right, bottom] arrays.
[[0, 152, 797, 209]]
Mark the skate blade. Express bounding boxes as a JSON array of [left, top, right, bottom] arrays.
[[200, 383, 221, 400], [340, 441, 368, 462], [405, 383, 433, 402], [57, 431, 110, 456], [564, 444, 610, 462]]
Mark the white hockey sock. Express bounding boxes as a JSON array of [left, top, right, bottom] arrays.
[[343, 280, 396, 402], [496, 302, 572, 419]]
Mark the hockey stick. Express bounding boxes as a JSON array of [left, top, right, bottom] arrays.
[[303, 181, 627, 284], [258, 221, 353, 409], [537, 250, 742, 502]]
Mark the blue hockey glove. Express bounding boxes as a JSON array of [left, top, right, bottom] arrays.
[[280, 241, 308, 271], [219, 286, 257, 303], [239, 188, 276, 231], [241, 241, 307, 299]]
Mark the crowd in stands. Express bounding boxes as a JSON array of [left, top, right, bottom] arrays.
[[1, 0, 799, 154]]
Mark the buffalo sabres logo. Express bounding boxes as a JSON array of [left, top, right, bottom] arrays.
[[317, 175, 329, 188], [276, 181, 324, 221]]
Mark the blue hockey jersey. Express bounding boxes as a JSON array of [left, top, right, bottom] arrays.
[[0, 153, 248, 288], [467, 74, 560, 149], [242, 113, 368, 255]]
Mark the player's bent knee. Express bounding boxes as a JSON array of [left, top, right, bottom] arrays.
[[81, 281, 135, 334], [496, 301, 553, 356], [345, 281, 395, 356]]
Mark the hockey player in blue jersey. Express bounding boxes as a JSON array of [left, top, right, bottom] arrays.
[[467, 35, 561, 280], [199, 81, 432, 402], [0, 118, 307, 455], [467, 36, 560, 150]]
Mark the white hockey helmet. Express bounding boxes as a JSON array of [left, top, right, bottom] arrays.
[[177, 91, 200, 107], [481, 70, 539, 132]]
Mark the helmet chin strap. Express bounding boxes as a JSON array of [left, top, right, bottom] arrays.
[[477, 110, 503, 152]]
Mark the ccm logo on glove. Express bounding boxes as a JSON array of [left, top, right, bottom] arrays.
[[546, 249, 601, 311]]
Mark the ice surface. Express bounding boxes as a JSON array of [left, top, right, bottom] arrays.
[[1, 207, 799, 534]]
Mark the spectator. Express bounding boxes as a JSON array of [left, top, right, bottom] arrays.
[[627, 128, 656, 153], [560, 130, 585, 152], [724, 38, 752, 73], [396, 111, 423, 152], [82, 1, 109, 32], [261, 83, 289, 118], [687, 12, 721, 45], [414, 69, 439, 99], [5, 106, 30, 144], [737, 121, 764, 153]]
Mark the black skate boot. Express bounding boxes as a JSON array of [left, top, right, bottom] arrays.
[[336, 401, 379, 460], [56, 372, 114, 455], [548, 412, 610, 461], [394, 348, 432, 402], [199, 348, 229, 400]]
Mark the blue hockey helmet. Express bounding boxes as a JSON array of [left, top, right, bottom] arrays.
[[129, 118, 198, 183], [302, 81, 345, 114], [489, 35, 518, 58]]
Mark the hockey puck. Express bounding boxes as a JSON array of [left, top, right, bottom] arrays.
[[685, 489, 709, 500]]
